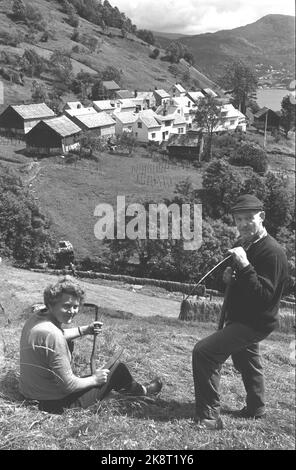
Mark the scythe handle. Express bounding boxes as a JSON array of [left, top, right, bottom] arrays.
[[218, 277, 233, 330], [83, 303, 99, 375]]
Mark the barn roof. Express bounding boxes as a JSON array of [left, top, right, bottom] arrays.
[[65, 101, 84, 110], [138, 110, 161, 128], [187, 91, 204, 102], [65, 106, 97, 117], [173, 83, 186, 93], [102, 80, 121, 91], [115, 112, 137, 124], [93, 100, 115, 111], [11, 103, 55, 120], [167, 133, 199, 147], [42, 115, 81, 137], [116, 89, 134, 99], [154, 89, 170, 99], [202, 88, 218, 97], [73, 112, 115, 129], [119, 99, 136, 109]]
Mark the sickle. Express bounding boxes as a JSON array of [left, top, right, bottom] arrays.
[[83, 303, 99, 375]]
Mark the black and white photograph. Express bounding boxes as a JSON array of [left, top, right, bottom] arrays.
[[0, 0, 295, 454]]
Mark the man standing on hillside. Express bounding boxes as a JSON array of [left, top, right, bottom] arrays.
[[192, 194, 288, 430]]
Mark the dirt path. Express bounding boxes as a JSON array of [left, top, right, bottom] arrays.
[[0, 265, 181, 320]]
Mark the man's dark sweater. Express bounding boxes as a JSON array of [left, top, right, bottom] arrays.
[[226, 234, 288, 334]]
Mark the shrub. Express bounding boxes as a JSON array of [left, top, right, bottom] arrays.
[[149, 48, 160, 59], [71, 28, 80, 42], [229, 143, 268, 174], [0, 30, 22, 47]]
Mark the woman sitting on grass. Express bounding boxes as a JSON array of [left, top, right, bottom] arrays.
[[19, 276, 162, 414]]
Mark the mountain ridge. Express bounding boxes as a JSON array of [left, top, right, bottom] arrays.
[[155, 14, 295, 79]]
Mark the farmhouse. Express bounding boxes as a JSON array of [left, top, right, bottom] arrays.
[[169, 83, 186, 97], [93, 100, 116, 115], [115, 112, 137, 135], [131, 91, 156, 112], [171, 96, 196, 128], [69, 111, 115, 138], [25, 115, 81, 155], [155, 112, 178, 141], [215, 104, 247, 132], [0, 103, 55, 135], [154, 89, 171, 107], [171, 114, 187, 135], [253, 107, 281, 131], [133, 109, 162, 143], [118, 99, 136, 114]]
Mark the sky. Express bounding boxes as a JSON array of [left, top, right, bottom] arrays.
[[111, 0, 295, 35]]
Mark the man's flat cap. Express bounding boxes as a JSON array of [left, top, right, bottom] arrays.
[[231, 194, 264, 212]]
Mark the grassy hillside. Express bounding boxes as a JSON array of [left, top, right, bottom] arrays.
[[0, 265, 294, 450], [0, 140, 203, 260], [0, 0, 213, 113], [1, 128, 294, 262], [156, 15, 295, 80]]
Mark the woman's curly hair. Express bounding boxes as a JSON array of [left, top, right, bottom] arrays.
[[43, 276, 85, 308]]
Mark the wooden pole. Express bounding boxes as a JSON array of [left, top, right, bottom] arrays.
[[263, 110, 268, 148]]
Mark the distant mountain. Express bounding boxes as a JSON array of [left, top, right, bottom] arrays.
[[155, 15, 295, 79], [152, 31, 188, 40]]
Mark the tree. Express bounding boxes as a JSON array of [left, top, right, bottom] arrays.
[[183, 51, 194, 65], [242, 171, 294, 237], [12, 0, 26, 20], [165, 41, 184, 63], [168, 64, 179, 78], [102, 65, 121, 84], [31, 80, 47, 102], [229, 143, 268, 174], [50, 50, 73, 84], [219, 61, 258, 114], [22, 48, 46, 77], [281, 95, 296, 138], [136, 29, 155, 45], [0, 167, 54, 266], [91, 79, 104, 100], [202, 159, 245, 219], [118, 132, 137, 156], [194, 96, 221, 160], [64, 0, 79, 27]]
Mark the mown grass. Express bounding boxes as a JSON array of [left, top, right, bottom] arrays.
[[27, 152, 202, 260], [0, 307, 295, 450]]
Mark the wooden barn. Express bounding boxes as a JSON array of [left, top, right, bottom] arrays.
[[26, 115, 81, 155], [253, 107, 281, 131], [69, 111, 116, 138], [167, 132, 202, 161], [0, 103, 55, 136]]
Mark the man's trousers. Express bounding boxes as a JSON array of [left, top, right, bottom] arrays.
[[192, 322, 268, 420]]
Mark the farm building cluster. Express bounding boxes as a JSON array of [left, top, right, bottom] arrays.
[[0, 82, 249, 156]]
